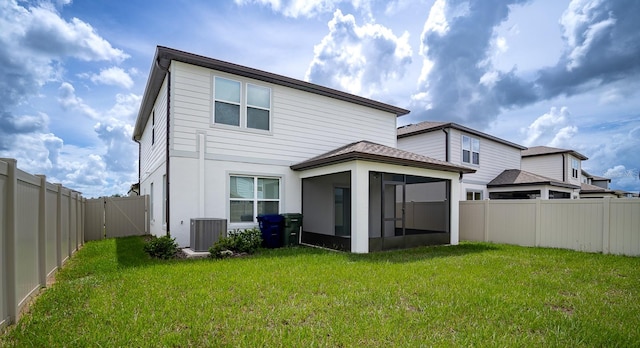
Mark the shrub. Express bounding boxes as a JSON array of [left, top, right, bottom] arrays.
[[143, 235, 178, 259], [209, 228, 262, 258]]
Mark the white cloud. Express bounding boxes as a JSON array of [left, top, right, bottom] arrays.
[[233, 0, 375, 18], [522, 106, 577, 147], [88, 67, 134, 89], [58, 82, 100, 120], [305, 9, 412, 98]]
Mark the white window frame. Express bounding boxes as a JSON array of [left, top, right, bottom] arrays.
[[466, 190, 483, 201], [571, 158, 579, 179], [213, 75, 272, 132], [462, 135, 480, 165], [229, 175, 281, 224]]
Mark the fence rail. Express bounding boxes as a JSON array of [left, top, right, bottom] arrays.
[[1, 158, 85, 329], [460, 198, 640, 256]]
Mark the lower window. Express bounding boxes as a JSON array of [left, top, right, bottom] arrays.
[[229, 175, 280, 223]]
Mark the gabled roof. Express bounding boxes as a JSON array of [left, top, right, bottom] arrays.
[[290, 140, 476, 174], [580, 183, 615, 193], [522, 146, 588, 160], [488, 169, 580, 189], [397, 121, 526, 150], [133, 46, 410, 140]]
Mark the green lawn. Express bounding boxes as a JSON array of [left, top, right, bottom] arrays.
[[2, 237, 639, 347]]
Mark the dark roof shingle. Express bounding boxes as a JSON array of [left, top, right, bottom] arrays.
[[522, 146, 588, 160], [291, 140, 476, 174], [488, 169, 580, 189], [397, 121, 526, 149]]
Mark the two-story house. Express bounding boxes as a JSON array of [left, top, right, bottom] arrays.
[[580, 170, 617, 198], [397, 121, 526, 200], [132, 46, 474, 253], [519, 146, 585, 199]]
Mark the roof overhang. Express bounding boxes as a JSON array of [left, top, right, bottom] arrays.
[[133, 46, 410, 141]]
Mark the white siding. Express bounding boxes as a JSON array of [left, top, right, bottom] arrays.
[[139, 76, 169, 238], [139, 76, 168, 181], [460, 132, 521, 184], [170, 62, 398, 162], [522, 154, 564, 182], [397, 131, 446, 161]]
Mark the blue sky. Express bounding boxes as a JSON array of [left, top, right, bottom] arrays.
[[1, 0, 639, 197]]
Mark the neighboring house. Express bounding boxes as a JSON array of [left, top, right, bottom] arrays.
[[521, 146, 585, 199], [580, 170, 616, 198], [132, 46, 474, 253], [397, 121, 526, 201], [581, 170, 611, 189]]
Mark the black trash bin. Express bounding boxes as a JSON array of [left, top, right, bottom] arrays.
[[281, 213, 303, 246], [257, 214, 284, 248]]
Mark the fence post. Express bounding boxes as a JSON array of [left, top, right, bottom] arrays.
[[481, 199, 488, 242], [535, 198, 542, 247], [3, 159, 17, 325], [68, 190, 72, 257], [56, 184, 62, 269], [602, 197, 611, 255], [36, 175, 46, 288]]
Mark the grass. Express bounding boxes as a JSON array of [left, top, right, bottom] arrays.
[[2, 237, 640, 347]]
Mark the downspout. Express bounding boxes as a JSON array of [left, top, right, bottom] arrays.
[[442, 127, 450, 162], [156, 57, 171, 237], [562, 154, 566, 182]]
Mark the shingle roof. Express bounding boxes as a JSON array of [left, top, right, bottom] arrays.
[[488, 169, 580, 189], [290, 140, 476, 174], [134, 46, 410, 140], [522, 146, 588, 160], [580, 183, 611, 193], [397, 121, 526, 149]]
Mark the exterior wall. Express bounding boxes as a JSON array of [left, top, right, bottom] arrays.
[[522, 154, 564, 182], [398, 128, 522, 201], [460, 198, 640, 256], [170, 61, 398, 164], [169, 155, 302, 247], [397, 131, 446, 161], [139, 75, 169, 238]]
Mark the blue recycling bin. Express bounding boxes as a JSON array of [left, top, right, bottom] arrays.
[[257, 214, 285, 248]]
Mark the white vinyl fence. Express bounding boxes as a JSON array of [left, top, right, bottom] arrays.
[[460, 198, 640, 256], [1, 158, 85, 329]]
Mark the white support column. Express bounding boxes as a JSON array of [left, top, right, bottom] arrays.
[[450, 179, 460, 245], [350, 163, 369, 253]]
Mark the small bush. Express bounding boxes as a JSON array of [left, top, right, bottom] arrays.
[[209, 228, 262, 258], [144, 235, 178, 259]]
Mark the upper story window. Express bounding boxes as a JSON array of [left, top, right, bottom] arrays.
[[214, 76, 271, 131], [571, 158, 579, 179], [462, 135, 480, 165]]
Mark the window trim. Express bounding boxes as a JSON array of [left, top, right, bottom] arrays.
[[466, 190, 483, 201], [229, 174, 281, 224], [462, 135, 480, 165], [571, 158, 579, 179], [212, 74, 272, 133]]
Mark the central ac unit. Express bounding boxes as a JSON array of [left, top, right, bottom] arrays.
[[190, 218, 227, 252]]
